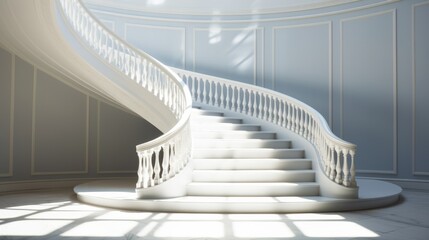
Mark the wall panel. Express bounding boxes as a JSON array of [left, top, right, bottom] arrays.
[[32, 70, 88, 175], [0, 48, 12, 176], [273, 22, 331, 123], [413, 2, 429, 175], [341, 10, 397, 173], [194, 28, 257, 85]]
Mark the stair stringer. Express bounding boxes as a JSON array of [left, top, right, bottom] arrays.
[[196, 103, 359, 199]]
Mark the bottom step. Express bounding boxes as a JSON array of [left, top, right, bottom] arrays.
[[74, 179, 401, 213], [187, 182, 319, 196]]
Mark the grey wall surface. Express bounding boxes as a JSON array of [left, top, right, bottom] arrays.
[[0, 46, 161, 182], [86, 0, 429, 181]]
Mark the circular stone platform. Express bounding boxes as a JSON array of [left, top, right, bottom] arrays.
[[74, 179, 402, 213]]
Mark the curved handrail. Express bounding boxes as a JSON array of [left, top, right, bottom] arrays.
[[174, 68, 357, 188], [57, 0, 192, 189]]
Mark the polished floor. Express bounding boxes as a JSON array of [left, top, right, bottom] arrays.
[[0, 188, 428, 239]]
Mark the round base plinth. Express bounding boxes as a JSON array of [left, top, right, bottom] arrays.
[[74, 179, 402, 213]]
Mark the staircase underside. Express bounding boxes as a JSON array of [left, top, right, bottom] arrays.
[[74, 179, 401, 213]]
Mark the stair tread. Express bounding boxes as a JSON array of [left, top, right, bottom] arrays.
[[193, 169, 314, 173], [193, 158, 311, 161], [188, 182, 318, 186]]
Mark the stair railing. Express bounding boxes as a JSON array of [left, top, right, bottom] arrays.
[[174, 68, 357, 188], [58, 0, 192, 189]]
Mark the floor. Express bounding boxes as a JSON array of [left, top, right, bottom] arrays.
[[0, 188, 428, 239]]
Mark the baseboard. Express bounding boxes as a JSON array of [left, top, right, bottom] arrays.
[[357, 177, 429, 191], [0, 177, 136, 194]]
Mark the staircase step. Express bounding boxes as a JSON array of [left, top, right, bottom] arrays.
[[191, 116, 242, 124], [191, 123, 261, 131], [193, 130, 276, 139], [192, 170, 315, 182], [193, 139, 291, 149], [193, 158, 313, 170], [193, 148, 305, 159], [187, 182, 319, 196], [191, 109, 224, 116]]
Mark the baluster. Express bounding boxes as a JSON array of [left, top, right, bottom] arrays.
[[191, 77, 196, 101], [136, 152, 143, 188], [202, 80, 207, 104], [325, 146, 332, 174], [162, 144, 170, 182], [350, 150, 356, 187], [258, 93, 263, 119], [289, 105, 294, 130], [231, 86, 236, 111], [242, 89, 247, 114], [281, 101, 287, 128], [264, 95, 269, 121], [276, 98, 281, 125], [154, 147, 161, 184], [329, 147, 337, 180], [169, 144, 176, 177], [237, 88, 241, 113], [342, 149, 350, 187], [223, 85, 227, 109], [299, 108, 304, 135], [251, 90, 257, 117], [208, 81, 213, 105], [247, 90, 252, 115], [220, 84, 225, 108], [144, 151, 151, 188], [335, 148, 343, 184], [196, 78, 201, 103], [214, 83, 219, 107]]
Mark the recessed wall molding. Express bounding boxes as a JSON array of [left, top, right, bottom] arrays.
[[124, 22, 186, 68], [340, 9, 397, 174], [412, 1, 429, 176], [272, 21, 332, 126], [31, 69, 89, 176], [192, 26, 264, 85], [96, 101, 138, 174], [0, 51, 14, 177]]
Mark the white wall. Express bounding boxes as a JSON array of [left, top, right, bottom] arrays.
[[0, 46, 161, 182], [85, 0, 429, 182]]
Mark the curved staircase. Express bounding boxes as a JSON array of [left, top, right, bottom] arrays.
[[0, 0, 401, 213], [75, 104, 401, 212]]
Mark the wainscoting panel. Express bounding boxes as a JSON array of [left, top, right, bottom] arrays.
[[194, 28, 257, 85], [97, 102, 161, 173], [413, 1, 429, 175], [12, 56, 34, 179], [32, 70, 88, 175], [0, 48, 12, 177], [273, 22, 332, 124], [341, 10, 397, 174], [125, 24, 185, 68]]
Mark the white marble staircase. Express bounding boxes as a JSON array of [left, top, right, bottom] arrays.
[[74, 106, 402, 212]]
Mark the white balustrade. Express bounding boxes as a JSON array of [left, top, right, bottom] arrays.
[[175, 68, 357, 188], [58, 0, 192, 189]]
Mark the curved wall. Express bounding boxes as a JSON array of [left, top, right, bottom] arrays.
[[84, 0, 429, 183]]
